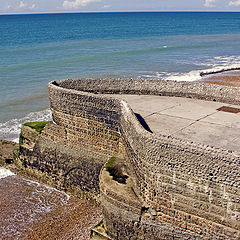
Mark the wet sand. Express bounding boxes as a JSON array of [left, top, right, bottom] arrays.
[[0, 140, 102, 240], [202, 70, 240, 87], [0, 174, 102, 240]]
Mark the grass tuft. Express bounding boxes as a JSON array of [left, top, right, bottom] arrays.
[[19, 131, 23, 145], [23, 121, 52, 133], [13, 149, 20, 160], [105, 156, 116, 171]]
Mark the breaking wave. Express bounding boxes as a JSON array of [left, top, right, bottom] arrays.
[[166, 65, 240, 82], [0, 109, 52, 143], [140, 56, 240, 82], [0, 167, 15, 179]]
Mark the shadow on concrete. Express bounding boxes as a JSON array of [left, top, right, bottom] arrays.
[[135, 113, 153, 133]]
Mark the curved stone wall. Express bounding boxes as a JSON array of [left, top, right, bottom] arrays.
[[55, 78, 240, 104], [50, 78, 240, 239], [48, 83, 123, 156], [21, 78, 240, 238], [100, 158, 207, 240], [20, 82, 124, 198], [120, 101, 240, 238]]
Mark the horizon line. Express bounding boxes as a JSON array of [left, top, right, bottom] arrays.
[[0, 10, 240, 16]]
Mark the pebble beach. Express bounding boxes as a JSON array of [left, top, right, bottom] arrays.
[[0, 140, 102, 240]]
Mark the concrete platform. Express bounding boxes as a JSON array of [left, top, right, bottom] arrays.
[[108, 95, 240, 152]]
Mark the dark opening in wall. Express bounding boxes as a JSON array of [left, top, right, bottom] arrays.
[[105, 157, 129, 184]]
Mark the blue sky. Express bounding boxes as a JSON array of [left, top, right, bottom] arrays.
[[0, 0, 240, 14]]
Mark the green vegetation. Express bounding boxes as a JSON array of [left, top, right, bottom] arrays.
[[19, 121, 52, 145], [23, 121, 52, 133], [19, 131, 23, 145], [13, 149, 20, 161], [105, 156, 116, 171], [105, 156, 128, 184]]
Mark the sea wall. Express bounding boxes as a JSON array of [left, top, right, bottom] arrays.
[[119, 100, 240, 239], [20, 78, 240, 239], [55, 78, 240, 104], [20, 83, 124, 198]]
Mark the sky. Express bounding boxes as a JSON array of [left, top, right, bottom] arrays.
[[0, 0, 240, 14]]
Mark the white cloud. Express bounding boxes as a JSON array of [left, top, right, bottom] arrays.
[[19, 1, 26, 8], [204, 0, 216, 7], [229, 0, 240, 6], [63, 0, 102, 9], [103, 4, 111, 8], [16, 1, 36, 10]]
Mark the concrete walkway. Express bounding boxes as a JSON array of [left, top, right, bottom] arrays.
[[109, 95, 240, 152]]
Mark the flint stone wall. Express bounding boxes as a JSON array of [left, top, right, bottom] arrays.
[[54, 78, 240, 239], [56, 78, 240, 104], [20, 83, 123, 198], [20, 78, 240, 238]]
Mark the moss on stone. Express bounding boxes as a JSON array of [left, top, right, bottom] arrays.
[[105, 156, 128, 184], [105, 157, 116, 172], [23, 121, 52, 133], [13, 149, 20, 160], [19, 130, 23, 145]]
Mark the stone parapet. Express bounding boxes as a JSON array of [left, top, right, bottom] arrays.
[[51, 78, 240, 239], [20, 78, 240, 239]]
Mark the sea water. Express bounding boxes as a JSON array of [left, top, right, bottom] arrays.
[[0, 12, 240, 141]]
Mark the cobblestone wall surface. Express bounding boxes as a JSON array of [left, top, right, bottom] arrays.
[[20, 82, 123, 198], [21, 78, 240, 239], [56, 78, 240, 104], [120, 102, 240, 239], [53, 79, 240, 239], [20, 124, 109, 198]]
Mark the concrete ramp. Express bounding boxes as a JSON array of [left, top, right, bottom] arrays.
[[110, 95, 240, 152]]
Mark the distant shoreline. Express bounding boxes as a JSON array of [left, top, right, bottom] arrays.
[[202, 69, 240, 87]]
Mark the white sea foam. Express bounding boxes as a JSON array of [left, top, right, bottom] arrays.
[[0, 167, 15, 179], [25, 178, 71, 204], [165, 70, 203, 82], [165, 64, 240, 82], [166, 55, 240, 81], [140, 56, 240, 82], [0, 109, 52, 143], [200, 55, 240, 68]]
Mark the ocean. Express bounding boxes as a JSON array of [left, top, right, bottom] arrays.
[[0, 12, 240, 142]]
